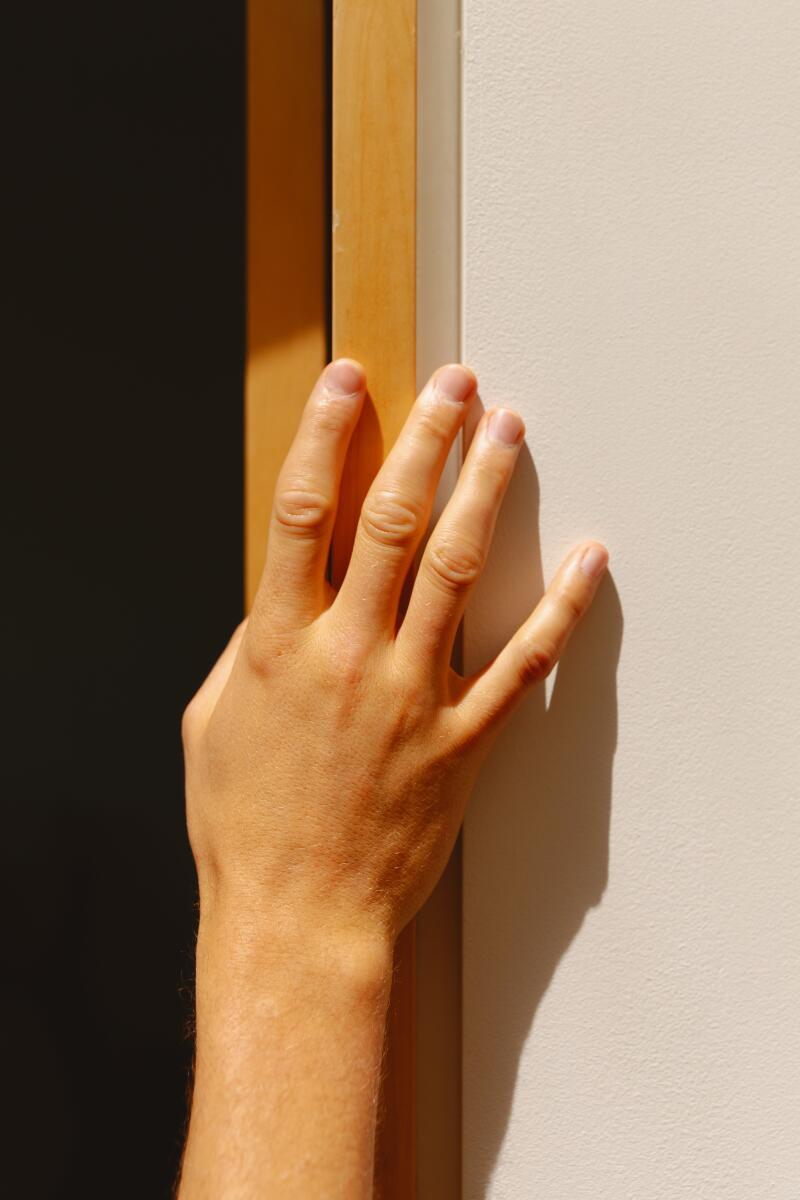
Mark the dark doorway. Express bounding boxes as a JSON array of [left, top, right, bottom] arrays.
[[3, 3, 244, 1195]]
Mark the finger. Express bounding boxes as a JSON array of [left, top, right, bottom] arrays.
[[398, 407, 525, 672], [254, 359, 366, 630], [334, 364, 477, 634], [454, 541, 609, 733]]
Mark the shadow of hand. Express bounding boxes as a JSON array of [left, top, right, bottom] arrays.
[[463, 447, 623, 1195]]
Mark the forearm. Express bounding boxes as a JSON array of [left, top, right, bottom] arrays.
[[178, 896, 393, 1198]]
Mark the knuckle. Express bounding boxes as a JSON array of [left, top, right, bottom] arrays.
[[555, 583, 587, 623], [427, 538, 484, 592], [475, 455, 510, 498], [310, 391, 353, 435], [360, 491, 422, 550], [273, 484, 333, 537], [242, 628, 271, 676], [445, 702, 487, 754], [240, 618, 294, 678], [519, 639, 557, 686], [415, 402, 453, 442], [318, 621, 371, 691], [330, 654, 367, 694]]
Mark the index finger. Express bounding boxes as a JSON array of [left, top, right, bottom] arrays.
[[252, 359, 366, 633]]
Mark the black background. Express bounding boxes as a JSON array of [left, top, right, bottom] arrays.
[[3, 2, 244, 1194]]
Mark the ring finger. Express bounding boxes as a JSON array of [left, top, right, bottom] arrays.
[[397, 407, 525, 673]]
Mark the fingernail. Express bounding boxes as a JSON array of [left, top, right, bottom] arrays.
[[579, 543, 608, 580], [434, 364, 477, 404], [487, 408, 525, 447], [326, 358, 365, 395]]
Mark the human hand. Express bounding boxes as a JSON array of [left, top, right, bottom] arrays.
[[182, 359, 607, 957]]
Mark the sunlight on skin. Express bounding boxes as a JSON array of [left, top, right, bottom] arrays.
[[177, 360, 607, 1199]]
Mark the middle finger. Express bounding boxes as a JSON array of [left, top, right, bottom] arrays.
[[334, 364, 477, 635]]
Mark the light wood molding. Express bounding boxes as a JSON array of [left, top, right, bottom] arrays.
[[248, 1, 419, 1191], [245, 0, 328, 607], [332, 1, 418, 1195]]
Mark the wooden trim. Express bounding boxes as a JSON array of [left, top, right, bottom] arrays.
[[245, 0, 328, 607], [332, 1, 418, 1196], [248, 1, 419, 1190]]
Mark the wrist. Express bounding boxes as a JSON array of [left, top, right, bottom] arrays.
[[183, 881, 392, 1200], [194, 885, 394, 1007]]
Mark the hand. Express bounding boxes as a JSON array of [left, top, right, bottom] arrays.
[[182, 359, 607, 953], [178, 358, 607, 1197]]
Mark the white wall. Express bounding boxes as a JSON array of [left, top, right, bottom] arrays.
[[461, 3, 800, 1197]]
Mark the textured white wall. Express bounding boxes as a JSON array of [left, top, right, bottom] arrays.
[[461, 3, 800, 1197]]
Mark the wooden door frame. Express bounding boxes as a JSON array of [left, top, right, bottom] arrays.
[[331, 2, 418, 1195], [246, 3, 460, 1195]]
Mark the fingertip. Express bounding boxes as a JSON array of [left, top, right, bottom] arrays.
[[578, 541, 609, 581], [485, 407, 525, 447], [433, 363, 478, 405], [326, 357, 366, 396]]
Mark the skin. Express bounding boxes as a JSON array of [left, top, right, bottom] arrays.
[[178, 359, 607, 1198]]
